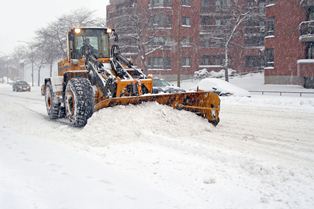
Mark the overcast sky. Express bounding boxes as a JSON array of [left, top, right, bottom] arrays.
[[0, 0, 109, 54]]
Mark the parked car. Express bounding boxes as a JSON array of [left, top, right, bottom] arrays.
[[153, 78, 186, 94], [197, 78, 250, 97], [12, 81, 31, 92]]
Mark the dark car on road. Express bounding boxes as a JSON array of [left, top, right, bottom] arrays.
[[12, 81, 31, 92], [153, 78, 186, 94]]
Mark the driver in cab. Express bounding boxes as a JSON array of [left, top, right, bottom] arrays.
[[80, 38, 98, 58]]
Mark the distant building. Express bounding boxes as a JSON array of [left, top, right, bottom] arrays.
[[264, 0, 314, 88], [107, 0, 266, 80]]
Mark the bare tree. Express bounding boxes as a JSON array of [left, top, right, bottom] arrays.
[[22, 42, 37, 86], [32, 44, 46, 86], [109, 2, 172, 74], [44, 8, 105, 58], [202, 0, 261, 81], [35, 28, 60, 77]]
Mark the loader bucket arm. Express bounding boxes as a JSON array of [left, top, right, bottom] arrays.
[[95, 91, 220, 126]]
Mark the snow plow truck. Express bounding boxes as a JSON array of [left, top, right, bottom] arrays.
[[42, 27, 220, 127]]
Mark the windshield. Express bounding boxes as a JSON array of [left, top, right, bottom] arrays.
[[73, 29, 110, 58], [16, 81, 28, 85], [153, 79, 172, 87]]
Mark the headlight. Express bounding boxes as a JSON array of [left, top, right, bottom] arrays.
[[74, 28, 81, 34], [107, 28, 112, 34]]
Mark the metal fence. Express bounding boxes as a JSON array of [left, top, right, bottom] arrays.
[[249, 91, 314, 97]]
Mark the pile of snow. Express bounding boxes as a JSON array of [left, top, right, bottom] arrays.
[[197, 78, 250, 97], [78, 102, 211, 146], [193, 69, 236, 80]]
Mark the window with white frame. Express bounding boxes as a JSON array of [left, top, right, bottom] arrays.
[[181, 0, 192, 6], [265, 48, 274, 67], [150, 15, 172, 27], [150, 0, 172, 8], [148, 57, 171, 69], [181, 57, 192, 67], [181, 37, 192, 47], [182, 16, 191, 26], [200, 55, 224, 66]]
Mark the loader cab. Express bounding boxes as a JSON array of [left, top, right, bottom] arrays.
[[68, 28, 112, 60]]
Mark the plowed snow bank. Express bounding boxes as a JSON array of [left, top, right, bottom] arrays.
[[79, 102, 211, 145]]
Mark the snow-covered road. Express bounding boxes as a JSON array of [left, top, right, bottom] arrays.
[[1, 84, 314, 209]]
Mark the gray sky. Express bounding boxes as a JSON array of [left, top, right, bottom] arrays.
[[0, 0, 109, 54]]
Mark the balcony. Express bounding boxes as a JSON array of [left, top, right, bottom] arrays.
[[299, 20, 314, 42], [300, 0, 314, 7], [297, 59, 314, 78]]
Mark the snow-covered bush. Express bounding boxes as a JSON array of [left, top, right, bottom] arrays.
[[193, 69, 236, 80], [193, 69, 210, 80]]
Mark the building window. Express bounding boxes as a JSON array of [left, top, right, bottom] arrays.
[[181, 0, 191, 6], [181, 57, 191, 67], [266, 17, 275, 36], [200, 35, 223, 48], [182, 16, 191, 26], [308, 7, 314, 21], [150, 15, 172, 28], [149, 36, 171, 46], [150, 0, 172, 8], [201, 55, 224, 66], [201, 0, 210, 7], [265, 48, 274, 67], [259, 1, 266, 15], [200, 16, 211, 25], [306, 42, 314, 59], [215, 0, 231, 10], [266, 0, 276, 5], [148, 57, 171, 69], [244, 36, 264, 47], [215, 18, 228, 26], [181, 37, 192, 47], [245, 56, 262, 67]]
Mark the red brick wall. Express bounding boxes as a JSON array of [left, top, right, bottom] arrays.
[[265, 1, 307, 77]]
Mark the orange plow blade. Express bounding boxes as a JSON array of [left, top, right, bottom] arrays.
[[94, 91, 220, 126]]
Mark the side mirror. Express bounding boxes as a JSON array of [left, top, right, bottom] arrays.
[[113, 32, 119, 42]]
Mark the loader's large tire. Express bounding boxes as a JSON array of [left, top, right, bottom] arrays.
[[65, 78, 94, 127], [45, 81, 60, 119]]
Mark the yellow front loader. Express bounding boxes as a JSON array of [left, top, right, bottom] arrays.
[[42, 28, 220, 127]]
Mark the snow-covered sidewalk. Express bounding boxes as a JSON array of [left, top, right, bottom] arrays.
[[1, 85, 314, 209]]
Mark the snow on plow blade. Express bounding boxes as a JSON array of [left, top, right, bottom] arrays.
[[95, 91, 220, 126]]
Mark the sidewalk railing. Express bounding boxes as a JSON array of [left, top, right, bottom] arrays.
[[249, 90, 314, 97]]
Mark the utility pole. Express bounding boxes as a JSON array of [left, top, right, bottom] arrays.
[[176, 0, 182, 87]]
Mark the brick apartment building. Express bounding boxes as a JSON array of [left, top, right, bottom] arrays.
[[264, 0, 314, 88], [107, 0, 266, 80]]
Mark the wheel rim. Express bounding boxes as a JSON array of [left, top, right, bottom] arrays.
[[65, 88, 75, 117], [45, 87, 52, 110]]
